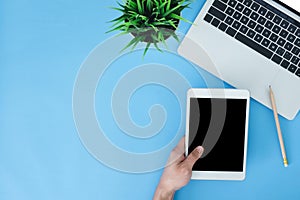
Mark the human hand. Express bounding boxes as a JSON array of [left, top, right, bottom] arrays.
[[153, 137, 204, 200]]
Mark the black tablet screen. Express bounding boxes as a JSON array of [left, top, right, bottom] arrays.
[[188, 98, 247, 172]]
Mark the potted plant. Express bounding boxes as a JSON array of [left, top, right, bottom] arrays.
[[108, 0, 191, 56]]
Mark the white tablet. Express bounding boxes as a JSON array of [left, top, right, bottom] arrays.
[[185, 88, 250, 180]]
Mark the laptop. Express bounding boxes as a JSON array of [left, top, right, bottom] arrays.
[[178, 0, 300, 120]]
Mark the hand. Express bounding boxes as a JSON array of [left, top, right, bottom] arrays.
[[153, 137, 204, 200]]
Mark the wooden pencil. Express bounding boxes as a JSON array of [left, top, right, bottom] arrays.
[[269, 85, 288, 167]]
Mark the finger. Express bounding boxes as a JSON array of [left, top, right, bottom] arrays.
[[183, 146, 204, 169]]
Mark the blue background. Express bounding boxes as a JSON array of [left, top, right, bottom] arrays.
[[1, 0, 300, 199]]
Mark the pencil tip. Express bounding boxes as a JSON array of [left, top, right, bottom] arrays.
[[269, 85, 271, 89], [284, 159, 288, 167]]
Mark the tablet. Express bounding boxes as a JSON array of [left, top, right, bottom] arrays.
[[185, 88, 250, 180]]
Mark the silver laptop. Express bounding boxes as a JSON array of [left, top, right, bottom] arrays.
[[178, 0, 300, 120]]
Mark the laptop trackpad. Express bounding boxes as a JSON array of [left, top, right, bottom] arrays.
[[270, 71, 300, 119]]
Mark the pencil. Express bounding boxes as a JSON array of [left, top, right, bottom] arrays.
[[269, 85, 288, 167]]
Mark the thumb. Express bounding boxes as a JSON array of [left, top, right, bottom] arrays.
[[184, 146, 204, 169]]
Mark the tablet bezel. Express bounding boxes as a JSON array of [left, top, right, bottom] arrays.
[[185, 88, 250, 181]]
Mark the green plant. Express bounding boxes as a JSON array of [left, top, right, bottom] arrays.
[[108, 0, 191, 56]]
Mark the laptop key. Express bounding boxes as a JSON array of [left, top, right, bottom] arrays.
[[276, 47, 285, 56], [269, 42, 278, 52], [262, 38, 271, 47], [255, 24, 263, 33], [292, 46, 300, 55], [243, 7, 251, 16], [236, 3, 244, 12], [233, 21, 241, 30], [271, 54, 282, 64], [213, 0, 227, 12], [279, 29, 288, 38], [235, 32, 273, 59], [241, 16, 249, 25], [257, 16, 266, 25], [273, 16, 282, 24], [243, 8, 251, 16], [272, 25, 281, 34], [219, 22, 228, 31], [277, 38, 286, 46], [251, 2, 259, 11], [247, 20, 256, 29], [284, 42, 293, 51], [295, 29, 300, 37], [296, 69, 300, 77], [287, 34, 296, 43], [240, 25, 249, 34], [265, 20, 274, 30], [204, 14, 213, 23], [225, 7, 235, 16], [280, 20, 289, 29], [233, 11, 242, 20], [254, 34, 263, 43], [208, 7, 226, 21], [266, 11, 274, 20], [283, 51, 292, 61], [250, 12, 259, 20], [211, 18, 221, 27], [247, 29, 255, 38], [287, 24, 296, 34], [228, 0, 237, 7], [294, 38, 300, 47], [258, 7, 267, 16], [270, 33, 278, 42], [226, 26, 237, 37], [281, 60, 289, 68], [243, 0, 252, 7], [288, 64, 297, 73], [262, 29, 271, 38], [225, 16, 234, 25], [291, 56, 300, 65]]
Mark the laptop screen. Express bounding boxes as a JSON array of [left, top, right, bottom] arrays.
[[274, 0, 300, 16], [280, 0, 300, 12]]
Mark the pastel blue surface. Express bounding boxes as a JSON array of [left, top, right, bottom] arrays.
[[1, 0, 300, 200]]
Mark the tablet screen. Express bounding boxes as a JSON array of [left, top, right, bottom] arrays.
[[188, 98, 247, 172]]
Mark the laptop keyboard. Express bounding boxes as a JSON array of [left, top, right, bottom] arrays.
[[203, 0, 300, 78]]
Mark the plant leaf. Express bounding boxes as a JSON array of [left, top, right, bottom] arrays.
[[162, 4, 182, 17], [128, 0, 137, 8], [108, 14, 126, 23], [150, 24, 159, 32], [171, 32, 180, 42], [136, 0, 143, 14], [121, 36, 143, 52], [106, 24, 127, 33], [143, 42, 151, 57], [153, 42, 163, 52], [146, 0, 152, 12], [166, 0, 171, 11], [159, 1, 168, 14], [111, 7, 125, 12], [167, 21, 177, 29], [169, 13, 192, 23], [158, 31, 167, 48], [131, 37, 142, 50]]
